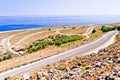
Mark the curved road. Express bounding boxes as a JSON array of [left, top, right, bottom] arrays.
[[0, 30, 118, 79], [55, 27, 93, 35], [14, 29, 63, 47], [13, 31, 46, 46], [2, 29, 62, 48], [83, 24, 94, 35], [1, 26, 92, 49], [1, 31, 26, 49]]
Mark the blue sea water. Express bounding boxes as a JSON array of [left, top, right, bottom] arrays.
[[0, 15, 120, 32]]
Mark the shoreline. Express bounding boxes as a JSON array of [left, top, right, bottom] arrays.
[[0, 24, 95, 33], [0, 22, 119, 34], [0, 26, 46, 34]]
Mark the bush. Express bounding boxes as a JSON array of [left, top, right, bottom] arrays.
[[0, 55, 12, 62], [6, 55, 12, 59], [72, 27, 76, 29], [0, 58, 2, 62], [92, 29, 96, 33], [101, 25, 115, 32], [53, 35, 82, 46], [28, 48, 33, 53], [28, 35, 83, 53], [53, 41, 62, 46], [3, 56, 7, 60], [48, 28, 51, 31], [117, 26, 120, 31]]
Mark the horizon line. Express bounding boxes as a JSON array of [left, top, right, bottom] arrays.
[[0, 14, 120, 17]]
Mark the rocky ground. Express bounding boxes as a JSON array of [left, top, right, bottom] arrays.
[[5, 33, 120, 80]]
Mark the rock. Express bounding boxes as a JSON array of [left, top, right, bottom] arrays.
[[41, 77, 47, 80], [37, 72, 42, 78], [115, 77, 120, 80], [23, 74, 30, 80], [117, 50, 120, 53], [19, 51, 24, 55], [68, 71, 77, 75], [105, 76, 111, 80], [95, 62, 102, 67], [102, 62, 109, 66], [77, 62, 81, 66], [62, 73, 70, 79], [117, 58, 120, 63], [70, 66, 78, 70]]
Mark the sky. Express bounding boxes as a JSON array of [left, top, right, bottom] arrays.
[[0, 0, 120, 16]]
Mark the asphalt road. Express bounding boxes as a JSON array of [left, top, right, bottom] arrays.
[[1, 31, 26, 49], [83, 25, 93, 35], [1, 36, 13, 49], [0, 30, 118, 79], [13, 31, 46, 46]]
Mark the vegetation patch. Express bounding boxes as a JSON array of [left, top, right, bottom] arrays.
[[28, 35, 83, 53], [101, 25, 115, 32], [92, 29, 96, 33], [0, 55, 12, 62], [88, 27, 103, 40], [116, 26, 120, 31]]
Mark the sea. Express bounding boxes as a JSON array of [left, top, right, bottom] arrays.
[[0, 15, 120, 32]]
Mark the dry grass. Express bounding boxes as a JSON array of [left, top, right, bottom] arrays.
[[10, 28, 52, 45], [17, 31, 56, 49], [88, 27, 104, 40], [10, 28, 47, 45], [10, 26, 63, 45], [60, 27, 87, 35], [0, 31, 24, 40]]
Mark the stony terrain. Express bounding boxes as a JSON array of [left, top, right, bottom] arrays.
[[7, 33, 120, 80], [0, 30, 25, 57]]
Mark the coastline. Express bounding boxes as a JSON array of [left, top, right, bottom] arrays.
[[0, 26, 46, 34], [0, 22, 119, 34], [0, 24, 93, 33]]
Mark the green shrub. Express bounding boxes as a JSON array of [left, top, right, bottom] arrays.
[[6, 55, 12, 59], [92, 29, 96, 33], [117, 26, 120, 31], [0, 55, 12, 62], [3, 56, 7, 60], [72, 27, 75, 29], [53, 41, 62, 46], [28, 48, 33, 53], [101, 25, 115, 32], [48, 28, 51, 31], [28, 35, 82, 53], [0, 58, 2, 62], [53, 35, 82, 46]]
